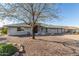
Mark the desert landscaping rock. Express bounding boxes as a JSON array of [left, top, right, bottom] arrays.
[[19, 46, 24, 53], [12, 43, 25, 52], [12, 52, 19, 56]]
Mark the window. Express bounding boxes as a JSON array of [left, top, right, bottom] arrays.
[[17, 27, 24, 31]]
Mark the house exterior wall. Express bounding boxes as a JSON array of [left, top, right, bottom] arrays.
[[37, 27, 47, 35], [8, 27, 32, 36], [7, 26, 69, 36], [47, 28, 58, 34], [47, 28, 65, 35], [35, 27, 67, 35]]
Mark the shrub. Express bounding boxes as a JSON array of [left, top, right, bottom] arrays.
[[1, 27, 7, 35], [0, 43, 17, 56]]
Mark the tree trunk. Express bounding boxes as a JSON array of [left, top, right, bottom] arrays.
[[32, 26, 35, 39]]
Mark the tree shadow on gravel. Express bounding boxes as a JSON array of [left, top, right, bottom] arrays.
[[35, 38, 79, 56], [0, 38, 6, 41]]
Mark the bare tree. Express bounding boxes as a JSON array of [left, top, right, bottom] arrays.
[[0, 3, 59, 39]]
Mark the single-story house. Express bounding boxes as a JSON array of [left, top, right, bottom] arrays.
[[4, 23, 79, 36]]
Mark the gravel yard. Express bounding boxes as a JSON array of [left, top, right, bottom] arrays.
[[1, 35, 79, 56]]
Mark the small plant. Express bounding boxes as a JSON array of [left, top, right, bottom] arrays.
[[1, 27, 7, 35], [0, 43, 17, 56]]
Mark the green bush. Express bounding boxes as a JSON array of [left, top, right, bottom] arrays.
[[1, 28, 7, 35], [0, 43, 17, 56]]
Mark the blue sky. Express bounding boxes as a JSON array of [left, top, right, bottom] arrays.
[[48, 3, 79, 27], [0, 3, 79, 27]]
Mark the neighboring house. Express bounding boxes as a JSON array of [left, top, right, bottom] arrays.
[[4, 23, 79, 36]]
